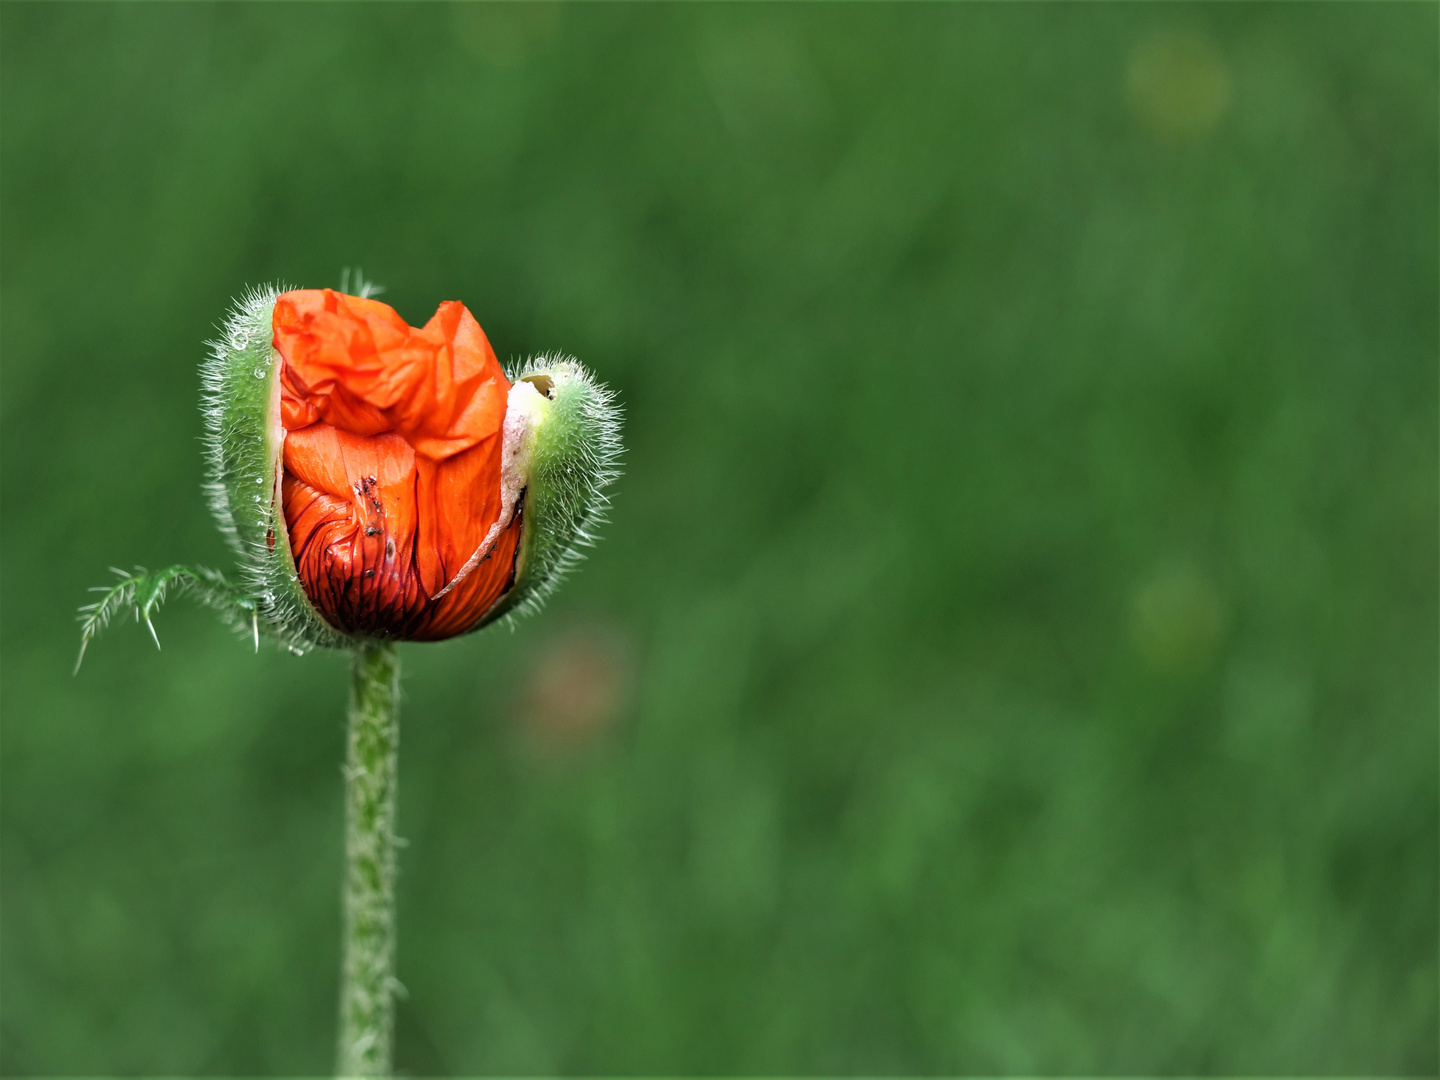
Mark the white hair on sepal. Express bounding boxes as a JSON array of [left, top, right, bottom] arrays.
[[338, 267, 385, 298]]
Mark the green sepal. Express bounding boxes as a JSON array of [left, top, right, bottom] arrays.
[[74, 564, 258, 673], [201, 286, 351, 654], [472, 355, 622, 631], [77, 286, 620, 659]]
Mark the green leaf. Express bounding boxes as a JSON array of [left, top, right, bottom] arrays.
[[74, 565, 257, 674]]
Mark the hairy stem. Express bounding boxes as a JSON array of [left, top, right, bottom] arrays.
[[337, 642, 401, 1076]]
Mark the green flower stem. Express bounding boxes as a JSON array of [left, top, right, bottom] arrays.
[[337, 642, 402, 1077]]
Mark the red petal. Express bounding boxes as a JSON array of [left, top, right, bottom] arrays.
[[274, 289, 521, 639]]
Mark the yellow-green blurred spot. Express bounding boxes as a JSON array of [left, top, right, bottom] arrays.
[[1129, 561, 1224, 674], [1126, 30, 1231, 142], [452, 2, 563, 68]]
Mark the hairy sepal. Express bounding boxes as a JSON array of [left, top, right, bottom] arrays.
[[471, 355, 622, 631], [202, 286, 350, 653]]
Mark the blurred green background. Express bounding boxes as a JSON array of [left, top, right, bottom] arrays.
[[2, 2, 1436, 1074]]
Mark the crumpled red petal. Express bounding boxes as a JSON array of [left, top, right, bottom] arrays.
[[274, 289, 522, 640]]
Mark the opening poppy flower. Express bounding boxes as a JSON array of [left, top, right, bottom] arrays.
[[77, 277, 622, 1080], [273, 289, 532, 640], [80, 279, 624, 658]]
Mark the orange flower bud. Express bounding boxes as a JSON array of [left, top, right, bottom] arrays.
[[77, 279, 619, 660], [273, 289, 523, 639]]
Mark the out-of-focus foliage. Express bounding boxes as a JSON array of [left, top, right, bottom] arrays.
[[1, 3, 1434, 1073]]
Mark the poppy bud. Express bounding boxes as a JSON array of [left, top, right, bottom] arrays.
[[199, 285, 620, 652], [75, 282, 622, 1076]]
